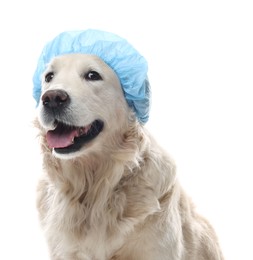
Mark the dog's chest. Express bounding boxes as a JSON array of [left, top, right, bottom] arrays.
[[47, 221, 125, 260], [42, 185, 129, 259]]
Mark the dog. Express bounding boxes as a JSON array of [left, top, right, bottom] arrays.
[[34, 43, 224, 259]]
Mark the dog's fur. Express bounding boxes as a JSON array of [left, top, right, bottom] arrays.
[[35, 53, 224, 260]]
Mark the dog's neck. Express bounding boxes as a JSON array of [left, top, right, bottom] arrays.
[[39, 121, 147, 202]]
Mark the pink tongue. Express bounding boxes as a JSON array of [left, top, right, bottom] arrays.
[[46, 129, 79, 148]]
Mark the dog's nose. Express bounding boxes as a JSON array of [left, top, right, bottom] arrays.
[[42, 90, 70, 109]]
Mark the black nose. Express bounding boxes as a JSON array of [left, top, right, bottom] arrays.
[[41, 90, 70, 109]]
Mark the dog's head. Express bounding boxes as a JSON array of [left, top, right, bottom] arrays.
[[33, 30, 151, 159], [37, 53, 132, 158]]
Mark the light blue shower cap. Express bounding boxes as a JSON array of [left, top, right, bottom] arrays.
[[33, 29, 151, 124]]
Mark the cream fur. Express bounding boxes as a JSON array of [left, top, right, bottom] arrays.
[[35, 53, 224, 259]]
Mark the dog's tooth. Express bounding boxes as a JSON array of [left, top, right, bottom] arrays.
[[79, 127, 84, 135]]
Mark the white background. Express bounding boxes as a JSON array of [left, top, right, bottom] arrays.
[[0, 1, 252, 259]]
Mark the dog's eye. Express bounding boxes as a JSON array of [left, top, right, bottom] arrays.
[[45, 72, 54, 83], [85, 71, 102, 81]]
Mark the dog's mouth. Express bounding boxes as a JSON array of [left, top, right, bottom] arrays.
[[46, 120, 104, 154]]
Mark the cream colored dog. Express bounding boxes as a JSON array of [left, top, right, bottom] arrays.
[[35, 53, 224, 260]]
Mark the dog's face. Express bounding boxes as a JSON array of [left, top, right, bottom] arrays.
[[37, 53, 130, 159]]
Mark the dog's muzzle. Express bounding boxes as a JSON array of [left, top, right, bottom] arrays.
[[41, 89, 104, 154]]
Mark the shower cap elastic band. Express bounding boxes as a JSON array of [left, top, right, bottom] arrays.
[[32, 29, 151, 124]]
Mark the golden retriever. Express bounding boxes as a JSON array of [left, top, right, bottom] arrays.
[[35, 53, 224, 259]]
